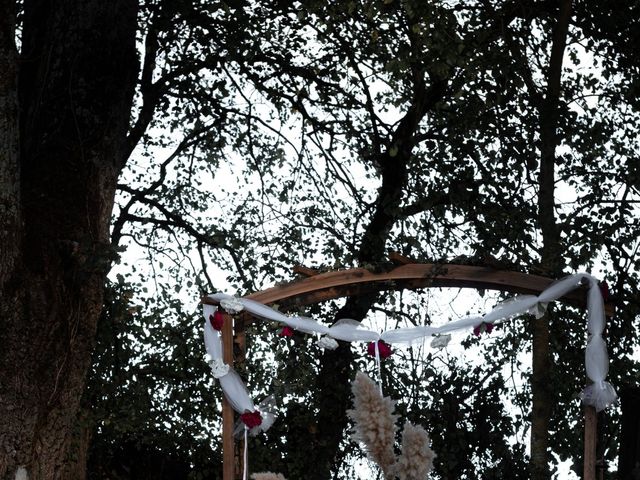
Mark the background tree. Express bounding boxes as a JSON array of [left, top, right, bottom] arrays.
[[86, 0, 640, 478], [2, 0, 639, 479], [0, 1, 138, 478]]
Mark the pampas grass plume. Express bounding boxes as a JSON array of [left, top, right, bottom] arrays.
[[347, 372, 398, 479], [392, 421, 436, 480], [251, 473, 286, 480]]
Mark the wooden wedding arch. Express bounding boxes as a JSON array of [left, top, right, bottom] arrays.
[[203, 258, 614, 480]]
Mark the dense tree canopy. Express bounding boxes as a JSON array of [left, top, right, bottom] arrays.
[[1, 0, 639, 479]]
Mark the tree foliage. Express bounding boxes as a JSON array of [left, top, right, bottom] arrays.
[[95, 0, 640, 479], [2, 0, 639, 479]]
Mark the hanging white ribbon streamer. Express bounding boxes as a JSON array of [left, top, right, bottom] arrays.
[[206, 272, 617, 418], [374, 341, 382, 394], [581, 274, 617, 411], [203, 304, 255, 413], [243, 426, 248, 480]]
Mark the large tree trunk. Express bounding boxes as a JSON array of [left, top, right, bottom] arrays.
[[0, 1, 138, 478]]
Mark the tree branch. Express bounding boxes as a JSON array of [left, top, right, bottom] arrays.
[[115, 190, 252, 289], [123, 20, 161, 165], [531, 2, 572, 479]]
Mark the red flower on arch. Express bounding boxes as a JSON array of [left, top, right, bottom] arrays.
[[279, 326, 294, 337], [473, 322, 494, 336], [209, 311, 224, 331], [367, 340, 393, 359], [240, 410, 263, 429]]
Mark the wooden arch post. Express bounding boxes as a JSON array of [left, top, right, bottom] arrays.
[[204, 261, 614, 480]]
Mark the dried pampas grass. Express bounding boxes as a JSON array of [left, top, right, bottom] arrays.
[[348, 371, 398, 478], [348, 372, 436, 479], [250, 473, 286, 480], [392, 421, 436, 480]]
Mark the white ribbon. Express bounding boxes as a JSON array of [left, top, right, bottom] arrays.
[[243, 426, 248, 480], [205, 272, 617, 418], [374, 341, 382, 394]]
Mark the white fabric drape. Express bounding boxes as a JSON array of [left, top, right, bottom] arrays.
[[204, 272, 617, 418], [203, 304, 254, 413]]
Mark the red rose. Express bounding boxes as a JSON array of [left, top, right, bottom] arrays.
[[473, 322, 494, 336], [367, 340, 393, 359], [279, 326, 294, 337], [240, 410, 262, 429], [209, 311, 224, 331]]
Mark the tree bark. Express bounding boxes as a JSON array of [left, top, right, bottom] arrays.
[[0, 1, 20, 284], [531, 1, 572, 479], [0, 1, 25, 477], [0, 1, 138, 479]]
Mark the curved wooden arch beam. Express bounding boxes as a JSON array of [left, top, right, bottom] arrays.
[[204, 263, 614, 320]]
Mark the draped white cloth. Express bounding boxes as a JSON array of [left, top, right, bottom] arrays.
[[203, 272, 617, 418]]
